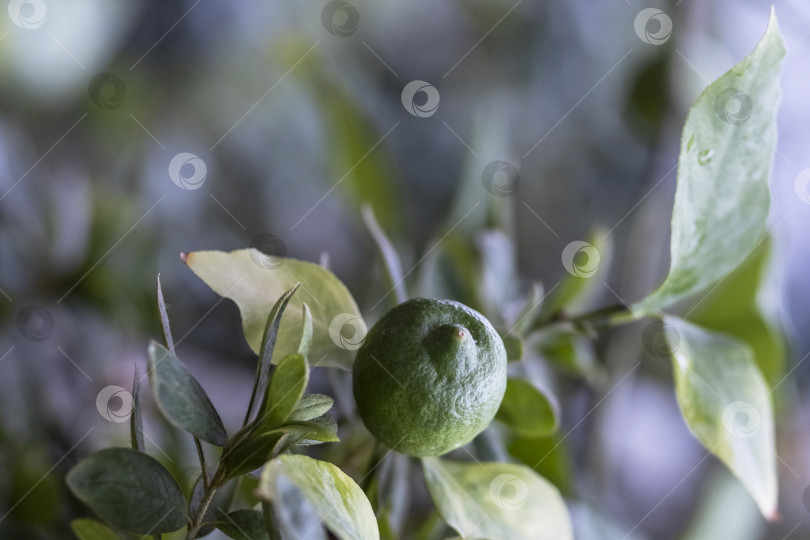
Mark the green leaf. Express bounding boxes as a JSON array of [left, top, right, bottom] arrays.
[[221, 429, 286, 479], [495, 378, 558, 437], [501, 333, 523, 363], [257, 454, 379, 540], [288, 394, 334, 422], [257, 353, 309, 429], [421, 457, 573, 540], [184, 249, 363, 370], [507, 435, 572, 495], [70, 518, 121, 540], [542, 228, 613, 318], [147, 341, 227, 446], [362, 204, 407, 305], [130, 364, 144, 452], [66, 448, 187, 534], [634, 12, 786, 315], [687, 238, 785, 385], [156, 274, 175, 350], [664, 316, 777, 518], [210, 509, 269, 540], [298, 303, 313, 357], [245, 284, 301, 425]]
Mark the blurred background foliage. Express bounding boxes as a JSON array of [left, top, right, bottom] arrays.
[[1, 0, 810, 538]]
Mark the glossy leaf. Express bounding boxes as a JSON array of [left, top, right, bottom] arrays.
[[421, 457, 573, 540], [210, 509, 269, 540], [687, 239, 785, 385], [147, 341, 227, 446], [257, 454, 379, 540], [362, 204, 406, 305], [245, 284, 300, 426], [184, 249, 363, 370], [70, 518, 121, 540], [665, 316, 777, 518], [257, 353, 309, 429], [496, 378, 558, 437], [66, 448, 187, 534], [634, 12, 785, 315]]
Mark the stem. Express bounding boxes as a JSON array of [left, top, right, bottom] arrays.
[[531, 303, 640, 334], [194, 437, 209, 491], [186, 467, 225, 540]]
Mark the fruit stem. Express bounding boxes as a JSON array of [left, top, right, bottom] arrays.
[[532, 304, 639, 334]]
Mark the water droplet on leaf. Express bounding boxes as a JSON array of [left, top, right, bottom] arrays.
[[697, 149, 714, 165]]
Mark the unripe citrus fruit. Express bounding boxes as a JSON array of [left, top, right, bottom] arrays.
[[352, 298, 507, 457]]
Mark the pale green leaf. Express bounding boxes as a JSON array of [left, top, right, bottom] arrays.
[[421, 457, 573, 540], [147, 341, 227, 446], [687, 238, 785, 385], [665, 316, 777, 518], [66, 448, 187, 534], [635, 12, 785, 315], [288, 394, 334, 422], [495, 378, 558, 437], [257, 454, 379, 540], [184, 249, 363, 370], [362, 204, 406, 305], [70, 518, 121, 540]]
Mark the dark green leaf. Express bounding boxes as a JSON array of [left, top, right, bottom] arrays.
[[245, 284, 300, 426], [421, 457, 572, 540], [665, 316, 777, 518], [210, 509, 269, 540], [501, 333, 523, 363], [257, 454, 379, 540], [130, 364, 144, 452], [496, 378, 558, 437], [634, 12, 785, 315], [66, 448, 187, 534], [70, 518, 121, 540], [184, 250, 363, 370], [147, 341, 227, 446]]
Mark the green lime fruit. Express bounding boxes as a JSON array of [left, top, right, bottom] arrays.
[[352, 298, 507, 457]]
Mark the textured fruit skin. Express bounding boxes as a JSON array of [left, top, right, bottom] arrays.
[[353, 298, 507, 457]]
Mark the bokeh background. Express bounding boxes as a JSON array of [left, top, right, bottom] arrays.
[[1, 0, 810, 538]]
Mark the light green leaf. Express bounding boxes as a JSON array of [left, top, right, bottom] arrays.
[[687, 238, 785, 385], [66, 448, 187, 534], [257, 454, 379, 540], [362, 204, 406, 305], [495, 378, 558, 437], [634, 12, 785, 315], [184, 249, 363, 370], [421, 457, 573, 540], [147, 341, 227, 446], [664, 316, 777, 518], [70, 518, 121, 540], [288, 394, 334, 422], [298, 303, 313, 357], [245, 283, 300, 426], [257, 353, 309, 429], [542, 228, 612, 318], [211, 509, 269, 540]]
